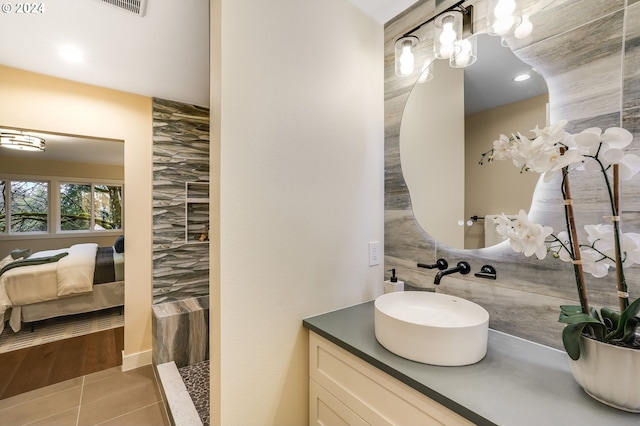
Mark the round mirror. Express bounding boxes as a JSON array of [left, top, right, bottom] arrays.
[[399, 33, 549, 250]]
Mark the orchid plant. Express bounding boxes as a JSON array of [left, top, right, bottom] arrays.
[[481, 120, 640, 360]]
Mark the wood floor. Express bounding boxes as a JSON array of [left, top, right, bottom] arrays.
[[0, 326, 124, 400]]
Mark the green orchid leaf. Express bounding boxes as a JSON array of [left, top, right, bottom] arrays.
[[562, 323, 587, 360], [607, 298, 640, 341], [558, 311, 596, 325], [561, 314, 606, 360], [559, 305, 600, 321], [622, 317, 640, 345], [560, 305, 582, 315], [601, 307, 620, 331]]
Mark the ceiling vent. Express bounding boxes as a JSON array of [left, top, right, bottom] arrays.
[[101, 0, 147, 16]]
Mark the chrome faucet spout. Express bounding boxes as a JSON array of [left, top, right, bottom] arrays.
[[434, 261, 471, 285]]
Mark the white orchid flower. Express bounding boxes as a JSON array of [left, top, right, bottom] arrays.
[[549, 230, 573, 262], [574, 127, 640, 180], [491, 134, 515, 162], [494, 210, 553, 260], [580, 248, 611, 278], [531, 120, 569, 145], [622, 232, 640, 266], [580, 224, 640, 276]]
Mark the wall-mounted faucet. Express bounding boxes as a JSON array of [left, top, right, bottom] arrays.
[[417, 258, 448, 270], [434, 261, 470, 285], [474, 265, 497, 280]]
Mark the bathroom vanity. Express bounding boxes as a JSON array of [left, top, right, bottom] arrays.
[[303, 301, 640, 425]]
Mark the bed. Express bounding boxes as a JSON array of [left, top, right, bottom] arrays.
[[0, 242, 124, 334]]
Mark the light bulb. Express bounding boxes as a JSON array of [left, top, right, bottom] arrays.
[[395, 36, 419, 77], [60, 46, 84, 63], [440, 22, 457, 46], [514, 15, 533, 39], [458, 220, 465, 226], [452, 39, 472, 67], [466, 220, 474, 227], [399, 45, 415, 76], [494, 0, 516, 18], [492, 16, 515, 35]]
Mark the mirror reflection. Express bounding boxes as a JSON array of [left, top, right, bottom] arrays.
[[400, 33, 548, 250]]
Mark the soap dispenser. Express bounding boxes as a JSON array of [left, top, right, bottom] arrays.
[[384, 269, 404, 294]]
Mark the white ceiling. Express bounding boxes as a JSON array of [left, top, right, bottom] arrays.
[[0, 1, 410, 111], [0, 1, 409, 166], [0, 0, 210, 108], [9, 1, 544, 167]]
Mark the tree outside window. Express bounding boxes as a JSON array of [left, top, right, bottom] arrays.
[[94, 184, 122, 230], [10, 181, 48, 232], [60, 183, 122, 231], [60, 183, 91, 230]]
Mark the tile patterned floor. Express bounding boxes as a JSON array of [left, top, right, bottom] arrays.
[[178, 360, 209, 426], [0, 364, 169, 425]]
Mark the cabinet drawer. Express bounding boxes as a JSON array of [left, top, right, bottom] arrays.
[[310, 378, 369, 426], [309, 332, 473, 426]]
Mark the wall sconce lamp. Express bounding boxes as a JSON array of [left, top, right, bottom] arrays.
[[394, 0, 531, 79], [394, 0, 475, 78], [0, 132, 46, 152]]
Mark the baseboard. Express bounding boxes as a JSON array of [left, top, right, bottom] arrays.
[[121, 349, 152, 371]]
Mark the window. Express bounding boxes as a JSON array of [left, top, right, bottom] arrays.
[[60, 183, 91, 230], [93, 184, 123, 230], [60, 183, 123, 231], [0, 178, 123, 236], [10, 180, 48, 233]]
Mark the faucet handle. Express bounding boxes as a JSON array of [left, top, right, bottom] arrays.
[[474, 264, 496, 280], [417, 258, 448, 270]]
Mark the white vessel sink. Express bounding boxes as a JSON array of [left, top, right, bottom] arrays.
[[374, 291, 489, 366]]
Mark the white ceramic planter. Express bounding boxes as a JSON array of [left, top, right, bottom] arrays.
[[568, 336, 640, 412]]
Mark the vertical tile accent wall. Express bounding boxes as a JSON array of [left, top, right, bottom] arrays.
[[385, 0, 640, 349], [152, 97, 210, 304], [152, 97, 210, 366]]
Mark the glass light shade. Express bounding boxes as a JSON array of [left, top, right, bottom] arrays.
[[434, 11, 462, 60], [487, 0, 522, 36], [0, 133, 45, 151], [416, 60, 434, 84], [395, 36, 420, 77], [450, 36, 477, 68]]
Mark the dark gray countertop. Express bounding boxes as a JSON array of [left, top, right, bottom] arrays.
[[303, 301, 640, 426]]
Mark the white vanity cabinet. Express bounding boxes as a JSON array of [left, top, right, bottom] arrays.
[[309, 332, 474, 426]]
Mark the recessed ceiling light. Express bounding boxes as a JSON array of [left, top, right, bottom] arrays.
[[59, 46, 84, 63], [514, 73, 531, 82]]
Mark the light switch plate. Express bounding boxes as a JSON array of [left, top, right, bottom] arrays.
[[369, 241, 380, 266]]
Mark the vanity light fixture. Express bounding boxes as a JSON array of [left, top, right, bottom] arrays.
[[395, 0, 532, 80], [393, 0, 474, 78], [0, 132, 46, 152]]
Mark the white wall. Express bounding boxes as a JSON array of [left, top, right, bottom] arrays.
[[210, 0, 384, 424]]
